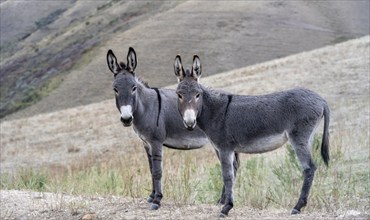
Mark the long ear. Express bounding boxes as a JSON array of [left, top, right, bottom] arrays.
[[127, 47, 137, 73], [174, 55, 185, 82], [192, 55, 201, 81], [107, 49, 121, 75]]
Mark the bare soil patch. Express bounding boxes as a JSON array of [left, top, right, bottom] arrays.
[[1, 190, 366, 220]]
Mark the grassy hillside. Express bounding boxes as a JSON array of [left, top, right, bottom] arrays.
[[1, 36, 369, 219], [0, 0, 180, 118], [1, 0, 369, 120]]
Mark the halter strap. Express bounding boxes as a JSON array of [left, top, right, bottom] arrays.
[[152, 87, 161, 127]]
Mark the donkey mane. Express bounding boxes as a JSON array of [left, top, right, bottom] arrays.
[[199, 84, 231, 96], [185, 68, 193, 77], [136, 77, 150, 88], [119, 62, 126, 70], [115, 72, 151, 89], [117, 61, 150, 89]]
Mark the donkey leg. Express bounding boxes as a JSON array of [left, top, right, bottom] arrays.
[[290, 136, 317, 214], [216, 151, 240, 205], [233, 152, 240, 179], [143, 143, 155, 203], [214, 149, 226, 205], [149, 142, 163, 210], [219, 150, 235, 217]]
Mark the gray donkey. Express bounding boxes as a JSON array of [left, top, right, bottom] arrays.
[[106, 48, 239, 210], [173, 55, 330, 217]]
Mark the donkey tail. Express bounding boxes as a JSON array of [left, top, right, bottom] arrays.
[[321, 104, 330, 166]]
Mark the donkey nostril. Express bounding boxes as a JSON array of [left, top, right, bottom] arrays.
[[186, 122, 196, 130], [183, 118, 196, 130], [120, 116, 133, 124]]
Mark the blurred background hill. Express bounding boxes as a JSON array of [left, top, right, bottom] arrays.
[[1, 0, 369, 120]]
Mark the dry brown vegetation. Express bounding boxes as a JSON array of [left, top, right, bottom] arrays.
[[1, 36, 369, 219]]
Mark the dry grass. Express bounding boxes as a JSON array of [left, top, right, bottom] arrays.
[[1, 36, 369, 218], [1, 133, 368, 215]]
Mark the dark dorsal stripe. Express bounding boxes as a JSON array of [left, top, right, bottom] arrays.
[[225, 94, 233, 116], [152, 88, 161, 126]]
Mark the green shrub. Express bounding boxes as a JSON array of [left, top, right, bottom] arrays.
[[35, 9, 66, 29], [1, 169, 48, 191], [1, 135, 368, 213]]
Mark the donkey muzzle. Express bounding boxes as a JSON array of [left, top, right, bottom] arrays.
[[183, 119, 196, 131], [182, 119, 197, 131], [120, 116, 133, 127], [120, 105, 133, 126], [183, 109, 197, 130]]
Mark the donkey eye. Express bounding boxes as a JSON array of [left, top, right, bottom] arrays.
[[195, 93, 200, 99], [177, 93, 183, 100], [113, 88, 119, 95], [132, 86, 137, 93]]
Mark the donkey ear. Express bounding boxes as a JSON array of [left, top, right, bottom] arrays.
[[107, 49, 121, 75], [192, 55, 201, 80], [127, 47, 137, 73], [174, 55, 185, 82]]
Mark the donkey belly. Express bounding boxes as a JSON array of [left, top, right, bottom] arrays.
[[163, 137, 209, 150], [236, 132, 288, 154]]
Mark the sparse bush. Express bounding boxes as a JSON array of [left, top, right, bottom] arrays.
[[35, 9, 66, 29], [1, 169, 48, 191], [195, 163, 223, 204], [236, 157, 272, 209], [193, 135, 369, 212], [1, 135, 368, 213]]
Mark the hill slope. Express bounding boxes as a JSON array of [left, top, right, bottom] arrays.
[[1, 0, 369, 120]]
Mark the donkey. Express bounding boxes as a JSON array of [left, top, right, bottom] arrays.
[[106, 48, 239, 210], [173, 55, 330, 217]]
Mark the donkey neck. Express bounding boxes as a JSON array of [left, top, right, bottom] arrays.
[[133, 82, 158, 119], [133, 82, 159, 130], [198, 85, 230, 129]]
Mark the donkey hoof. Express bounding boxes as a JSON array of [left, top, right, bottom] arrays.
[[147, 197, 154, 203], [150, 203, 160, 210], [219, 213, 227, 218], [291, 208, 300, 215]]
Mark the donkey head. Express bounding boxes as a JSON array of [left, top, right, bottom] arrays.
[[174, 55, 203, 130], [107, 47, 138, 127]]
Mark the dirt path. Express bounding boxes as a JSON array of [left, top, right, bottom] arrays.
[[1, 190, 366, 220]]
